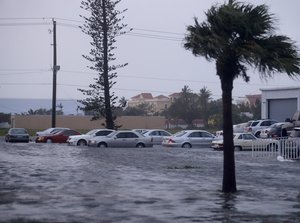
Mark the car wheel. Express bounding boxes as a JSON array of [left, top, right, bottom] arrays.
[[136, 143, 145, 148], [255, 132, 261, 138], [234, 146, 242, 151], [46, 139, 52, 143], [182, 143, 192, 148], [98, 142, 107, 148], [77, 140, 87, 146]]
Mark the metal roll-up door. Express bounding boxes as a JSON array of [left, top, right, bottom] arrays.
[[268, 98, 297, 121]]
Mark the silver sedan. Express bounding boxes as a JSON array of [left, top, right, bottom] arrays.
[[142, 129, 172, 145], [162, 130, 215, 148], [88, 130, 153, 148]]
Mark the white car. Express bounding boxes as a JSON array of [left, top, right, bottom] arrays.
[[162, 130, 215, 148], [244, 119, 278, 137], [211, 132, 278, 151], [67, 129, 115, 146], [142, 129, 172, 145], [88, 130, 153, 148]]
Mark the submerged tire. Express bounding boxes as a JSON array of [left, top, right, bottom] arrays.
[[77, 140, 87, 146], [98, 142, 107, 148], [136, 143, 145, 148], [182, 143, 192, 148], [234, 146, 242, 151]]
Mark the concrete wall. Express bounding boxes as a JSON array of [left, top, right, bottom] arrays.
[[10, 115, 166, 130]]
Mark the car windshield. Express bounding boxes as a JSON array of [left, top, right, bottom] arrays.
[[52, 130, 64, 135], [270, 123, 284, 128], [142, 130, 149, 135], [11, 128, 27, 134], [42, 128, 54, 133], [174, 131, 187, 137], [86, 129, 97, 135], [251, 121, 259, 127], [106, 131, 117, 138]]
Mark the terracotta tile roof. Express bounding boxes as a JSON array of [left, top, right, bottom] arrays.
[[169, 92, 181, 97], [154, 95, 169, 99], [131, 93, 153, 100]]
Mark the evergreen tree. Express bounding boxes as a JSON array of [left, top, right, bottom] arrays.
[[78, 0, 130, 129]]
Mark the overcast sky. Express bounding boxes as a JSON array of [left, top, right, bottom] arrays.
[[1, 0, 300, 102]]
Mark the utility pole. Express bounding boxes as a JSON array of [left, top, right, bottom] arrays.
[[51, 19, 60, 127]]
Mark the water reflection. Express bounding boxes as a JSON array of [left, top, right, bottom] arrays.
[[219, 192, 237, 210]]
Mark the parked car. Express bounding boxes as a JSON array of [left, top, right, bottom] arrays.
[[88, 130, 153, 148], [233, 122, 248, 133], [289, 127, 300, 138], [142, 129, 172, 145], [132, 129, 148, 134], [211, 132, 278, 151], [5, 128, 30, 143], [162, 130, 215, 148], [36, 127, 70, 137], [244, 119, 278, 137], [36, 129, 81, 143], [260, 122, 294, 138], [67, 129, 115, 146]]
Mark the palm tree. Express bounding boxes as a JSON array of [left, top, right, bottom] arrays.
[[199, 86, 212, 128], [184, 0, 300, 193]]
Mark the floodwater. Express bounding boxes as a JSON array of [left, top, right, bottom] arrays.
[[0, 141, 299, 223]]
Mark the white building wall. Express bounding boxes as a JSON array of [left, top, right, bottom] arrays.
[[261, 87, 300, 119]]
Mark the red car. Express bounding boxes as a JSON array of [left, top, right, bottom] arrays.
[[36, 129, 81, 143]]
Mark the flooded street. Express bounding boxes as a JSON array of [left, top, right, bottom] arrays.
[[0, 141, 300, 222]]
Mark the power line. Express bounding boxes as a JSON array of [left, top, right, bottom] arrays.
[[126, 32, 182, 41], [0, 17, 185, 41], [0, 17, 53, 20], [0, 81, 291, 99], [0, 70, 50, 76], [1, 68, 298, 88], [0, 22, 51, 26]]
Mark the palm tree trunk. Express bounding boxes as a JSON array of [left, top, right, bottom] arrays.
[[221, 78, 237, 193]]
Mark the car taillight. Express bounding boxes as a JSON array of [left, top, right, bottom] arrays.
[[168, 139, 175, 143], [246, 127, 252, 132]]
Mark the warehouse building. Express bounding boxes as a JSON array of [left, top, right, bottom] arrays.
[[261, 87, 300, 121]]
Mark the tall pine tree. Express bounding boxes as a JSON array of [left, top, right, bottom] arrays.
[[79, 0, 130, 129]]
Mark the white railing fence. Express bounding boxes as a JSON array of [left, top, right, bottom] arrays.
[[252, 138, 300, 160]]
